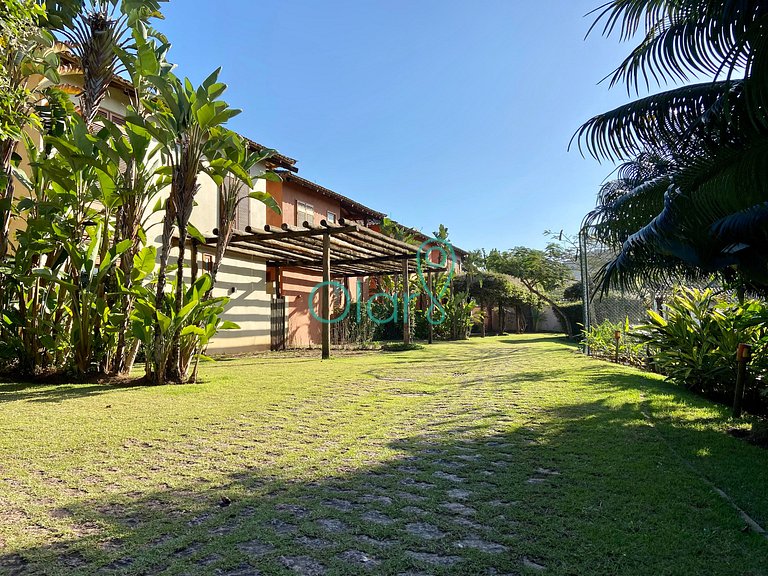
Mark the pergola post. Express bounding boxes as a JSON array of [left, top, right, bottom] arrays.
[[402, 259, 411, 346], [322, 231, 331, 359], [427, 270, 434, 345], [190, 240, 199, 284]]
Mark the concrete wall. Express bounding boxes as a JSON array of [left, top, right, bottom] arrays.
[[536, 307, 564, 333]]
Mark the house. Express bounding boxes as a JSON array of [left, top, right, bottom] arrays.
[[13, 51, 467, 355], [265, 172, 386, 348]]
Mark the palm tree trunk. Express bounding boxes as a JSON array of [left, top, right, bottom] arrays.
[[0, 139, 17, 261], [152, 208, 176, 384]]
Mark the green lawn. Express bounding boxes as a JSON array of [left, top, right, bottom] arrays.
[[0, 335, 766, 575]]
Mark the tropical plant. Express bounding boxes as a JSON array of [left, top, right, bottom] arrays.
[[584, 318, 645, 366], [636, 287, 768, 412], [0, 0, 62, 259], [453, 271, 535, 334], [132, 69, 249, 383], [486, 245, 574, 335], [442, 290, 479, 341], [577, 0, 768, 295], [209, 134, 280, 291], [55, 0, 166, 127]]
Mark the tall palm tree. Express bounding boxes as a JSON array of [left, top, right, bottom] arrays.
[[56, 0, 165, 127], [576, 0, 768, 294]]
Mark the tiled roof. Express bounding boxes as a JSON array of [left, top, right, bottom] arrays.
[[275, 171, 386, 220]]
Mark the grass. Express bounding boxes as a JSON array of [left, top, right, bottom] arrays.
[[0, 334, 766, 575]]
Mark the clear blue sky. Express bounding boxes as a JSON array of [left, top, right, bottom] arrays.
[[156, 1, 639, 252]]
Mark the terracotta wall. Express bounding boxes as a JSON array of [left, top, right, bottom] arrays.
[[281, 180, 341, 227], [270, 179, 357, 347], [281, 270, 361, 347]]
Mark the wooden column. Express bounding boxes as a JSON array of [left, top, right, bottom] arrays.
[[402, 259, 411, 346], [190, 240, 199, 283], [322, 232, 331, 359], [733, 343, 752, 418], [427, 270, 434, 345]]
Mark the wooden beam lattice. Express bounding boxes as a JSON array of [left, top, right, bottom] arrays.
[[203, 220, 424, 278]]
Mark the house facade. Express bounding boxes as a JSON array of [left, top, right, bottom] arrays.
[[265, 172, 387, 347], [12, 56, 466, 355]]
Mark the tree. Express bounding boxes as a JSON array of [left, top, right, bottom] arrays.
[[0, 0, 278, 381], [575, 0, 768, 295], [133, 69, 246, 383], [454, 271, 534, 335], [0, 0, 61, 259], [486, 245, 574, 335], [56, 0, 166, 127]]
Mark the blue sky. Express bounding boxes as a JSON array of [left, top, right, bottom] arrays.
[[156, 1, 641, 252]]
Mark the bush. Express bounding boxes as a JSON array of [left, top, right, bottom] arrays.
[[636, 287, 768, 414], [584, 318, 647, 366], [331, 302, 375, 348], [559, 302, 584, 337], [381, 342, 424, 352]]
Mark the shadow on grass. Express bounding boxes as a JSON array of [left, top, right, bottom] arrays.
[[0, 379, 150, 405], [2, 393, 768, 575], [498, 336, 578, 348]]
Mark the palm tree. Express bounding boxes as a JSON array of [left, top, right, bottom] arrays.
[[576, 0, 768, 294], [56, 0, 165, 127]]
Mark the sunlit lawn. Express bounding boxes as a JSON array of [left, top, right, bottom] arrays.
[[1, 335, 766, 575]]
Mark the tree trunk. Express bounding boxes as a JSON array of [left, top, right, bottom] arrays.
[[522, 280, 572, 336], [0, 139, 17, 261], [151, 208, 176, 384]]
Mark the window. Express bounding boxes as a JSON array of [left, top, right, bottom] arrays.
[[326, 211, 337, 224], [96, 109, 126, 127], [296, 200, 314, 226], [236, 183, 249, 230], [202, 254, 214, 274]]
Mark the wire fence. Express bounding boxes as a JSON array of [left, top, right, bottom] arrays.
[[578, 229, 662, 355]]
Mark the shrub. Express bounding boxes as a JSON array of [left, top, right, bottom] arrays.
[[636, 287, 768, 413], [381, 342, 424, 352], [559, 302, 584, 337], [584, 318, 646, 366]]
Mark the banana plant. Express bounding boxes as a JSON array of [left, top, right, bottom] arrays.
[[174, 273, 238, 383], [33, 223, 131, 374], [130, 272, 237, 384], [130, 68, 242, 383]]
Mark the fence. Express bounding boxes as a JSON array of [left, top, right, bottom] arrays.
[[578, 228, 661, 354]]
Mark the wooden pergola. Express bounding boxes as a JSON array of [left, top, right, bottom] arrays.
[[200, 219, 438, 359]]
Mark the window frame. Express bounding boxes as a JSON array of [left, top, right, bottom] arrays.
[[296, 200, 315, 226]]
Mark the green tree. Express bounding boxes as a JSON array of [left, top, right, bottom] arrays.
[[486, 245, 574, 335], [576, 1, 768, 295], [0, 0, 61, 259], [133, 69, 245, 383]]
